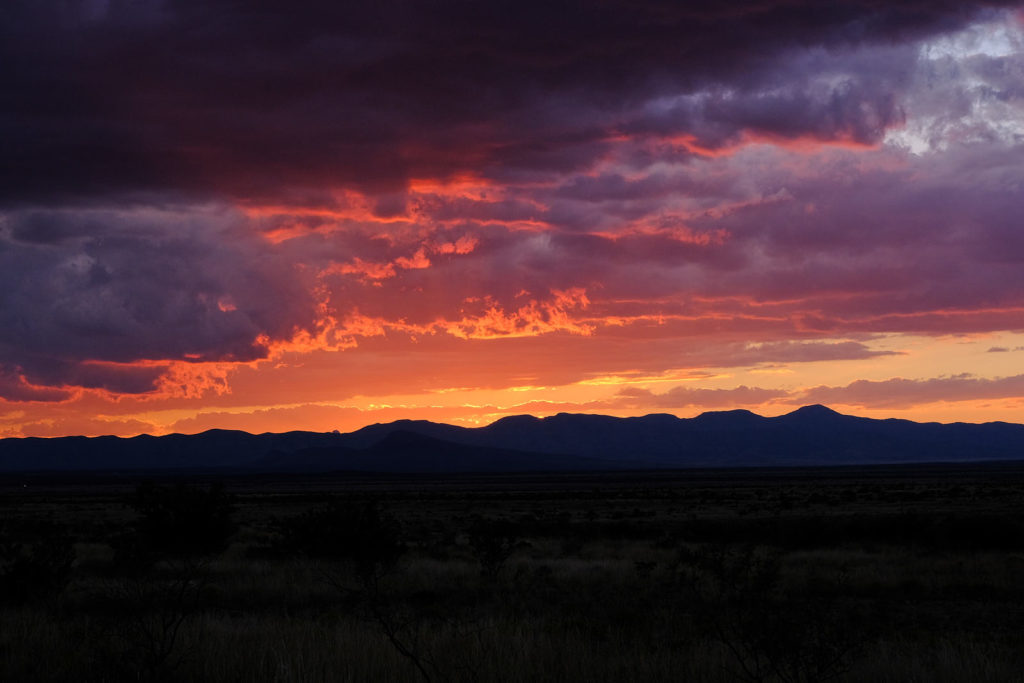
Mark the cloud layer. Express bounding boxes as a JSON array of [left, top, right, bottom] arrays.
[[2, 0, 1017, 203], [1, 1, 1023, 432]]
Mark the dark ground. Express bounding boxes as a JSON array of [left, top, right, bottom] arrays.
[[2, 462, 1024, 681]]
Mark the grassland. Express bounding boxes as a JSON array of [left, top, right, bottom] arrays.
[[2, 464, 1024, 681]]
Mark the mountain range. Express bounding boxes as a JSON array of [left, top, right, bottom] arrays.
[[2, 405, 1023, 473]]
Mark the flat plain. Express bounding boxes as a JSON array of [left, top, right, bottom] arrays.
[[2, 463, 1024, 682]]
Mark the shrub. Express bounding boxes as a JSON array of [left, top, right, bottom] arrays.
[[0, 519, 75, 604], [467, 518, 520, 581], [112, 481, 235, 573], [676, 545, 864, 683], [276, 499, 404, 584]]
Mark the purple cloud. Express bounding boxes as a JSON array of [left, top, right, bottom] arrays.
[[799, 373, 1024, 408], [0, 0, 1015, 205], [0, 206, 319, 396]]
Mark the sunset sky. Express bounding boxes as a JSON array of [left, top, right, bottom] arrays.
[[2, 1, 1024, 437]]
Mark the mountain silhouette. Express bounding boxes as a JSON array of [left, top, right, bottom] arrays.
[[2, 406, 1024, 473], [256, 430, 618, 473]]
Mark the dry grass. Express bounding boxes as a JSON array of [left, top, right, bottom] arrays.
[[3, 468, 1024, 681]]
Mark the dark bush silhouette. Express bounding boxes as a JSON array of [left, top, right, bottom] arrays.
[[277, 499, 404, 584], [467, 518, 520, 581], [113, 481, 235, 573], [0, 519, 74, 604], [677, 545, 864, 683], [96, 567, 204, 681], [276, 501, 434, 679], [99, 482, 235, 680]]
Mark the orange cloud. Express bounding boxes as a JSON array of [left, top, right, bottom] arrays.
[[408, 175, 498, 201], [664, 131, 880, 158], [5, 416, 158, 439], [441, 288, 594, 339], [394, 247, 431, 270], [153, 361, 235, 400], [322, 238, 475, 284], [329, 257, 397, 281], [433, 234, 479, 255]]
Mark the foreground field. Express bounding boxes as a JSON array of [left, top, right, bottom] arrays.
[[2, 464, 1024, 681]]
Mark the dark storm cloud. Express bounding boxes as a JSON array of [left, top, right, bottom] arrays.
[[0, 366, 74, 403], [620, 42, 917, 149], [0, 0, 1016, 204], [12, 357, 167, 396], [0, 207, 318, 398]]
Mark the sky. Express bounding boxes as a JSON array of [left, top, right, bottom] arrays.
[[2, 0, 1024, 438]]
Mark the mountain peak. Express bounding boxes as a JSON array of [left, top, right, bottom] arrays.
[[488, 414, 542, 428], [693, 409, 764, 427], [696, 408, 760, 419], [785, 404, 843, 418]]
